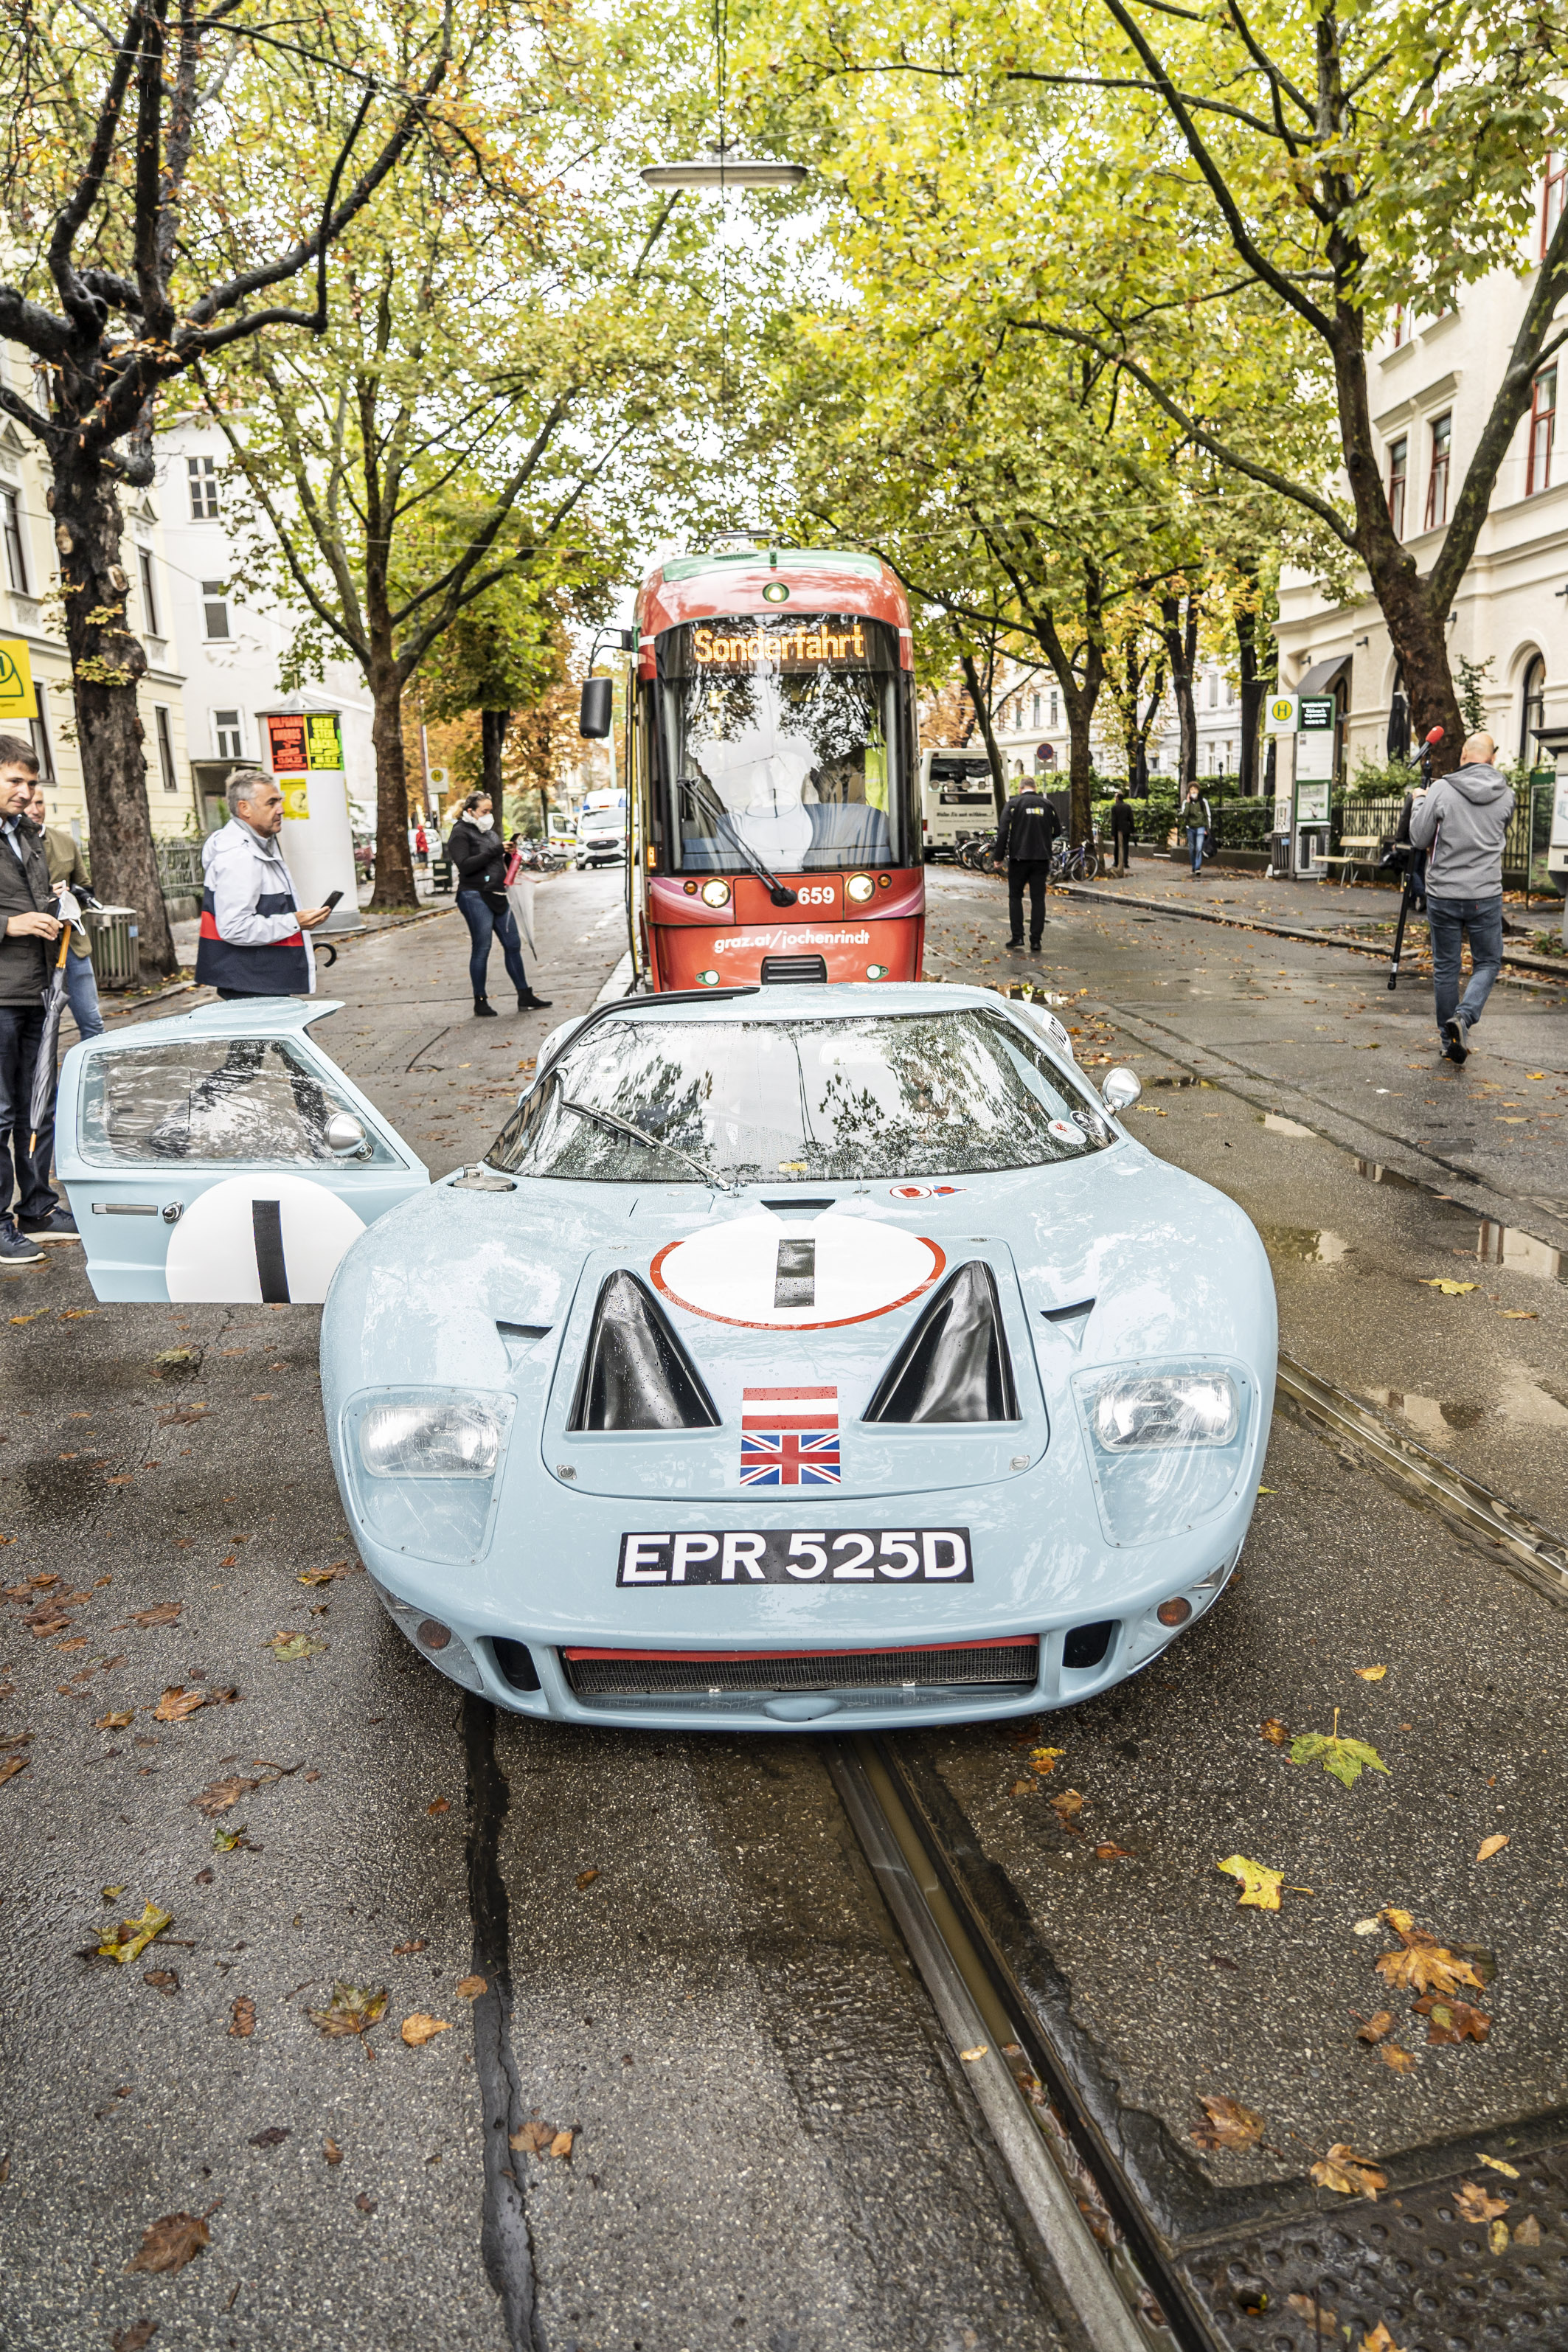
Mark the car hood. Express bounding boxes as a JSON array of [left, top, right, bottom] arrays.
[[320, 1141, 1276, 1507]]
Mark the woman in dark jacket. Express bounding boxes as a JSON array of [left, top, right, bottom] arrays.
[[447, 793, 550, 1018]]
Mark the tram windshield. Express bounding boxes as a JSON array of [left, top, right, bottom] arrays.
[[659, 613, 910, 873]]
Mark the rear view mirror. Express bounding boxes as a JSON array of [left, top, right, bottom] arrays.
[[1100, 1068, 1142, 1115], [579, 678, 614, 739], [324, 1111, 370, 1158]]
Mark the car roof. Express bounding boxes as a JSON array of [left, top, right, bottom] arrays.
[[592, 983, 1018, 1024]]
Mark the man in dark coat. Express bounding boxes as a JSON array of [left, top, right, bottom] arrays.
[[993, 777, 1063, 948], [1109, 788, 1135, 875], [0, 734, 72, 1258]]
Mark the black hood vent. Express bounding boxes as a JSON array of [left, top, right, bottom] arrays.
[[569, 1270, 721, 1432], [864, 1261, 1019, 1424]]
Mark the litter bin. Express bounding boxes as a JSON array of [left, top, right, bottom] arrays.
[[84, 905, 142, 989], [1269, 831, 1292, 877]]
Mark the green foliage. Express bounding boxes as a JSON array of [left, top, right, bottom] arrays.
[[1347, 752, 1423, 799], [1457, 656, 1496, 738]]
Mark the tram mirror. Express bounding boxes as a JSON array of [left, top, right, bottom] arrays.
[[580, 678, 614, 739]]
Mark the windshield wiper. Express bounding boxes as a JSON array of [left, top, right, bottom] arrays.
[[680, 775, 799, 907], [558, 1091, 740, 1193]]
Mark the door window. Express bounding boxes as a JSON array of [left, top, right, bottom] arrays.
[[77, 1036, 398, 1168]]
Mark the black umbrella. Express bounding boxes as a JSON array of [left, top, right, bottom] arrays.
[[1387, 691, 1410, 760], [28, 906, 78, 1152]]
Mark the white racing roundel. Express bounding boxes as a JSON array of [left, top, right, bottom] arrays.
[[651, 1212, 945, 1331], [166, 1172, 367, 1304]]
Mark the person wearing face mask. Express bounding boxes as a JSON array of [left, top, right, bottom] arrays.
[[447, 792, 551, 1019]]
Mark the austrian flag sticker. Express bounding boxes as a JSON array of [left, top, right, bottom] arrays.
[[740, 1387, 841, 1486]]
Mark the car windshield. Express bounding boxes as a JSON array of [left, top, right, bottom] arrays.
[[660, 614, 907, 873], [488, 1009, 1113, 1184]]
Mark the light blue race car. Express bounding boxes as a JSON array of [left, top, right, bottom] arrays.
[[56, 982, 1276, 1730]]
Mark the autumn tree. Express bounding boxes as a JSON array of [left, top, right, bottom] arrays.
[[0, 0, 455, 970]]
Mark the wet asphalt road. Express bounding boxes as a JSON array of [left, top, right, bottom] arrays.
[[2, 864, 1565, 2351]]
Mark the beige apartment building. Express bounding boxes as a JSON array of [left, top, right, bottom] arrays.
[[1275, 155, 1568, 777], [0, 345, 200, 848]]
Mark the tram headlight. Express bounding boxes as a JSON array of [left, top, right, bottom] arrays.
[[845, 873, 876, 903], [700, 879, 732, 908]]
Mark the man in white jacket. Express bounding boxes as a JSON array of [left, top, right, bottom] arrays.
[[194, 770, 332, 998]]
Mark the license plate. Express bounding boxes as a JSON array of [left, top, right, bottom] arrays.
[[617, 1527, 973, 1586]]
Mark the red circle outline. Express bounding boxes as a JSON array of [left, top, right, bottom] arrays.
[[648, 1231, 947, 1330]]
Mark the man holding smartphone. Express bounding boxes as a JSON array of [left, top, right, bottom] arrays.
[[195, 769, 334, 999]]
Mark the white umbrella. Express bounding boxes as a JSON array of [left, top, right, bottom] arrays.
[[505, 872, 538, 962]]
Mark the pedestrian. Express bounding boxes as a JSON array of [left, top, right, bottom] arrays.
[[1181, 783, 1213, 877], [993, 774, 1062, 950], [0, 733, 74, 1259], [194, 769, 333, 999], [414, 820, 429, 868], [27, 780, 103, 1040], [1109, 786, 1135, 875], [446, 791, 551, 1019], [1409, 729, 1515, 1064]]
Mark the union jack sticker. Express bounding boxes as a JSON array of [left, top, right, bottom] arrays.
[[740, 1386, 841, 1486]]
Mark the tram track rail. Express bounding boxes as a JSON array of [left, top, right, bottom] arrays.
[[829, 1350, 1568, 2352]]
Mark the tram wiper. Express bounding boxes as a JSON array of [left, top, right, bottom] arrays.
[[681, 776, 799, 907], [558, 1091, 741, 1194]]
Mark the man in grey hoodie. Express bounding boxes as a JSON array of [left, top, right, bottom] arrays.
[[1409, 731, 1514, 1064]]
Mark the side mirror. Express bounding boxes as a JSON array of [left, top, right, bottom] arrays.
[[1100, 1068, 1142, 1116], [579, 677, 614, 739], [324, 1111, 370, 1158]]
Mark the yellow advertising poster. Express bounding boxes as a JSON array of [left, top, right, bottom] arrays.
[[281, 778, 311, 821], [305, 712, 343, 771], [0, 639, 38, 721]]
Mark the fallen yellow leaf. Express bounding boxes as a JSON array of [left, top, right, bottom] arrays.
[[1311, 2143, 1387, 2199], [1360, 2325, 1408, 2352], [400, 2013, 451, 2048], [1353, 1665, 1387, 1681], [1454, 2179, 1509, 2223], [1027, 1746, 1065, 1775], [958, 2044, 988, 2061], [1378, 2044, 1415, 2072], [99, 1901, 173, 1964], [454, 1974, 486, 1999], [1490, 2218, 1510, 2253], [1477, 1833, 1510, 1862], [1423, 1278, 1477, 1294], [153, 1686, 206, 1722], [549, 2129, 574, 2159], [1499, 1308, 1538, 1319], [1478, 2154, 1520, 2178], [1217, 1854, 1283, 1909]]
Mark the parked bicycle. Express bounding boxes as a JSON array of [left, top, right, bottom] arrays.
[[960, 830, 999, 871], [1050, 839, 1099, 882]]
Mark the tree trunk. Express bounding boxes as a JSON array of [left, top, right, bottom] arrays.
[[481, 709, 512, 805], [366, 645, 418, 912], [1159, 592, 1201, 789], [1235, 597, 1263, 797], [1027, 583, 1105, 844], [957, 652, 1007, 819], [49, 462, 177, 976]]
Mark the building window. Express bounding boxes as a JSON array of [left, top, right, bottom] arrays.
[[1425, 414, 1452, 530], [213, 709, 243, 760], [1520, 653, 1547, 763], [1048, 689, 1059, 727], [1527, 369, 1556, 495], [202, 580, 230, 639], [136, 546, 159, 637], [1, 487, 28, 593], [1225, 678, 1235, 706], [1031, 692, 1041, 728], [1207, 670, 1219, 708], [1544, 152, 1568, 257], [154, 704, 178, 794], [1390, 306, 1407, 350], [188, 455, 221, 518], [1387, 436, 1409, 538]]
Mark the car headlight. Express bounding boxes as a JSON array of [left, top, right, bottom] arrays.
[[344, 1389, 513, 1564], [844, 873, 876, 903], [1089, 1373, 1238, 1451], [1074, 1363, 1251, 1547], [700, 878, 732, 907], [358, 1398, 504, 1478]]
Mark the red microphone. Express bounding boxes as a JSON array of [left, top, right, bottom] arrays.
[[1424, 726, 1445, 745]]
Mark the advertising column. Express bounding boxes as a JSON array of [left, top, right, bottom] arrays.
[[264, 712, 361, 932]]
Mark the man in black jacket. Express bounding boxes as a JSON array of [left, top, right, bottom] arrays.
[[1109, 788, 1135, 874], [0, 735, 73, 1260], [993, 777, 1063, 948], [445, 792, 551, 1019]]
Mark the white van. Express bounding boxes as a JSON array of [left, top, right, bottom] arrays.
[[920, 750, 998, 858]]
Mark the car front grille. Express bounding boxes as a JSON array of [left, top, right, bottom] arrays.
[[560, 1637, 1040, 1698]]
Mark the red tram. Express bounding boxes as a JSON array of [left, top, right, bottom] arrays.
[[587, 546, 925, 990]]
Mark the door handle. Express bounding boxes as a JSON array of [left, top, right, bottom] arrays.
[[162, 1201, 183, 1224]]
